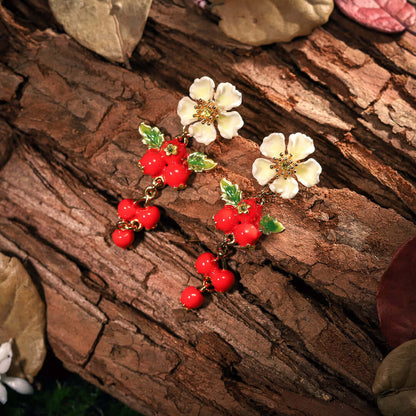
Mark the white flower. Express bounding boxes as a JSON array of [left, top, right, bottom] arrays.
[[177, 76, 244, 145], [0, 339, 34, 405], [252, 132, 322, 199]]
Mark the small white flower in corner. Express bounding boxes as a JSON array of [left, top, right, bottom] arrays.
[[177, 76, 244, 145], [0, 339, 34, 405], [252, 132, 322, 199]]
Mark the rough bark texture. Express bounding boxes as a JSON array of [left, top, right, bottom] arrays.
[[1, 1, 416, 415]]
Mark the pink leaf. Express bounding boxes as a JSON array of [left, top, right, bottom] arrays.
[[335, 0, 416, 33], [377, 236, 416, 348]]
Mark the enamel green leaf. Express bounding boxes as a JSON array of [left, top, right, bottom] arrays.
[[187, 152, 217, 172], [259, 215, 285, 235], [220, 178, 242, 207], [139, 123, 164, 149]]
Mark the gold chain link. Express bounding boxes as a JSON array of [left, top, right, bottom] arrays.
[[256, 186, 276, 205], [116, 219, 143, 232], [216, 233, 235, 260], [174, 126, 190, 145], [200, 277, 215, 293], [134, 176, 165, 207]]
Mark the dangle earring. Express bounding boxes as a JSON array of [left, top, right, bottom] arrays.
[[112, 76, 244, 249], [180, 132, 322, 309]]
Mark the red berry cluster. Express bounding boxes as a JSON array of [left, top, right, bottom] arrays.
[[214, 198, 263, 247], [112, 199, 160, 249], [180, 253, 235, 309], [138, 138, 191, 188]]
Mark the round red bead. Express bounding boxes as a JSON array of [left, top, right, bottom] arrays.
[[214, 206, 240, 233], [117, 199, 137, 221], [112, 229, 134, 249], [181, 286, 204, 309], [233, 223, 262, 247], [162, 162, 191, 188], [195, 253, 219, 276], [210, 269, 235, 292], [139, 149, 165, 177], [134, 205, 160, 230]]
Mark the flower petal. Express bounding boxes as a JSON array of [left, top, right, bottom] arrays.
[[287, 133, 315, 161], [295, 158, 322, 187], [269, 176, 299, 199], [177, 97, 198, 126], [260, 133, 286, 158], [189, 76, 215, 101], [252, 158, 276, 186], [217, 111, 244, 139], [189, 121, 217, 145], [0, 383, 7, 404], [3, 377, 33, 395], [214, 82, 242, 111], [0, 340, 12, 375]]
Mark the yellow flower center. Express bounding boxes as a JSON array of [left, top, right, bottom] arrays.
[[270, 153, 298, 180], [193, 99, 219, 126]]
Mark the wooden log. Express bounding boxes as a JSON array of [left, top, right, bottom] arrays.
[[1, 1, 415, 415]]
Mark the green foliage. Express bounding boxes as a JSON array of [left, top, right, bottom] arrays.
[[259, 215, 285, 235], [220, 178, 242, 207], [187, 152, 217, 172], [139, 123, 164, 149]]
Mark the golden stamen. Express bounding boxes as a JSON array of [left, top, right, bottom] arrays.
[[269, 153, 297, 179], [194, 98, 219, 125]]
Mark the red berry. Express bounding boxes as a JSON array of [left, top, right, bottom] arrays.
[[210, 269, 235, 292], [181, 286, 204, 309], [139, 149, 165, 177], [214, 206, 240, 233], [112, 229, 134, 249], [117, 199, 137, 221], [238, 198, 263, 226], [195, 253, 219, 276], [233, 223, 261, 247], [161, 139, 187, 163], [133, 205, 160, 230], [162, 162, 191, 188]]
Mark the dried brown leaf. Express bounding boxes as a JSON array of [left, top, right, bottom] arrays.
[[373, 340, 416, 416], [377, 236, 416, 349], [0, 254, 46, 382], [49, 0, 153, 63], [212, 0, 334, 46]]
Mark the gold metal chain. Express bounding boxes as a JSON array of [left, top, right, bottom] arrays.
[[135, 176, 165, 207], [174, 126, 191, 145], [255, 186, 276, 206]]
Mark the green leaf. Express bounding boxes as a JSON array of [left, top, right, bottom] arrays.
[[259, 215, 285, 235], [220, 178, 242, 207], [139, 123, 164, 149], [187, 152, 217, 172]]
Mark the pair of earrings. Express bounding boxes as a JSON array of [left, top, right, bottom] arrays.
[[112, 76, 322, 310]]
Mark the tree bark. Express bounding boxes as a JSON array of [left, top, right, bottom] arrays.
[[1, 1, 416, 415]]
